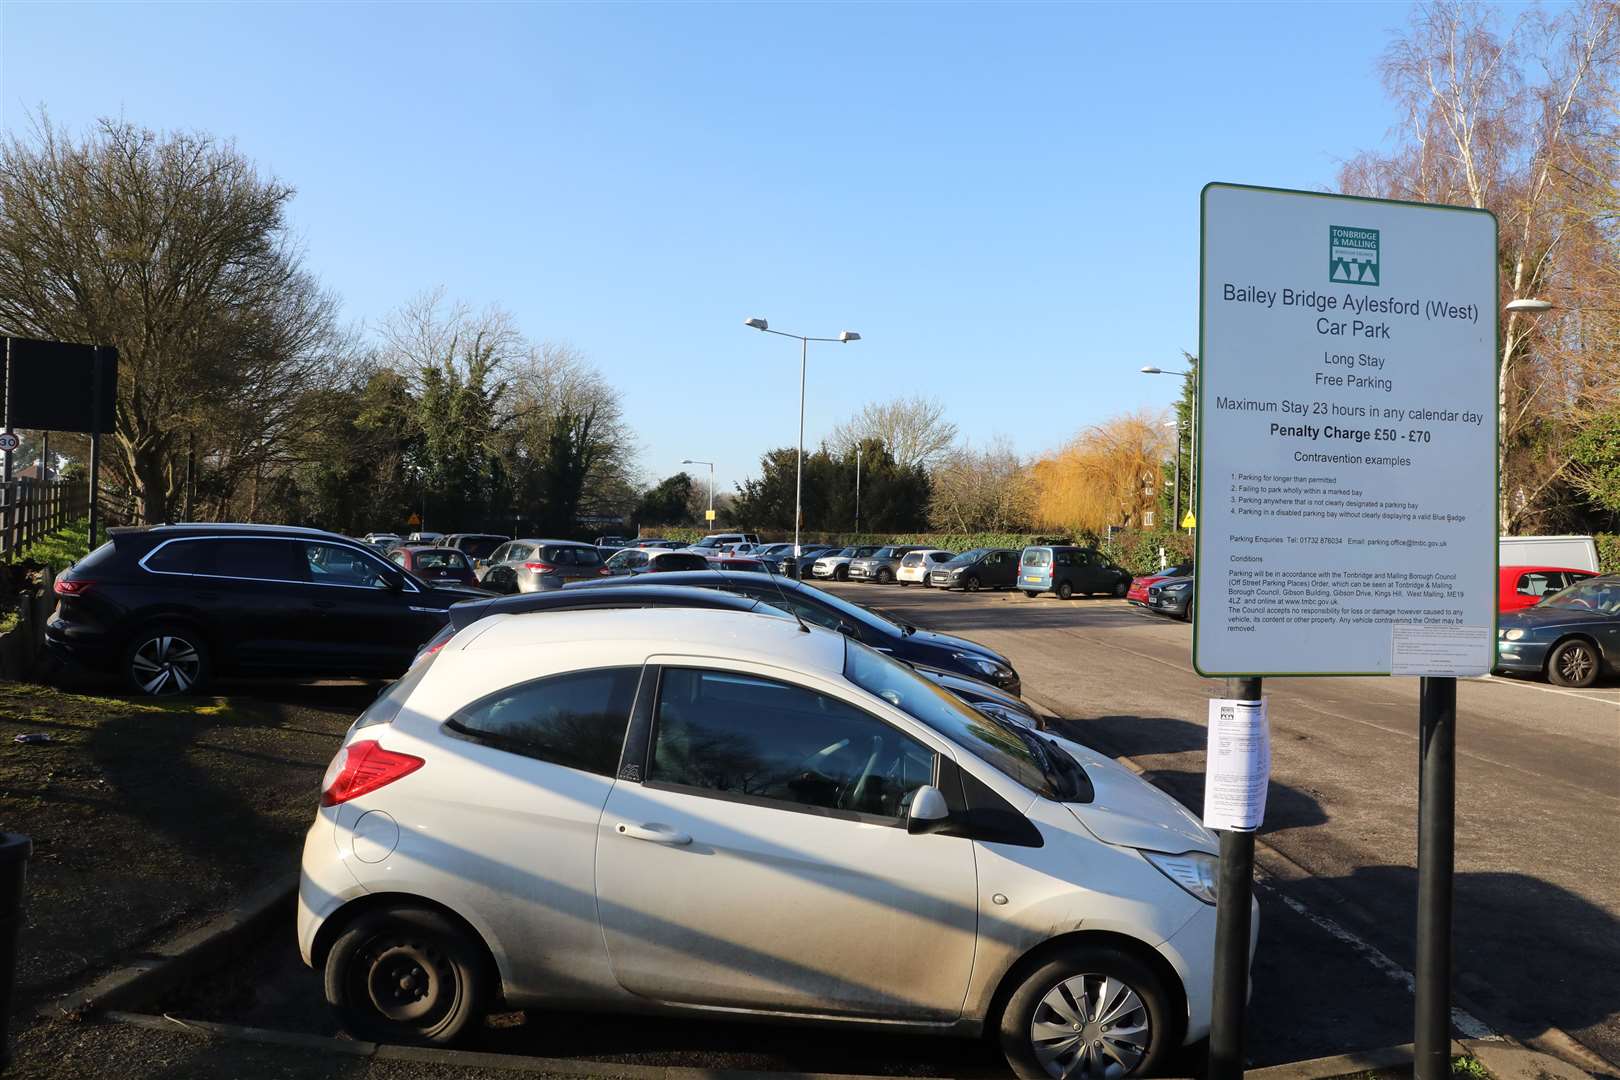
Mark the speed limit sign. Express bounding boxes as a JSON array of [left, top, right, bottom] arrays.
[[0, 433, 19, 452]]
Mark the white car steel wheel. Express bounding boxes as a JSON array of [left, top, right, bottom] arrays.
[[1029, 974, 1150, 1079]]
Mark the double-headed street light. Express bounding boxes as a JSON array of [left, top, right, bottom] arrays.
[[744, 318, 861, 571], [1143, 364, 1198, 531], [681, 458, 714, 525]]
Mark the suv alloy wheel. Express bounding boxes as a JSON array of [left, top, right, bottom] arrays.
[[124, 624, 209, 696]]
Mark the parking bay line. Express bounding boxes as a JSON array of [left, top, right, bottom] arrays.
[[1027, 691, 1501, 1044]]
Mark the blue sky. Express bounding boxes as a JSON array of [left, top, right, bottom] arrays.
[[4, 1, 1433, 494]]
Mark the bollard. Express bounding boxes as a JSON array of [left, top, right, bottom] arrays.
[[0, 833, 31, 1071]]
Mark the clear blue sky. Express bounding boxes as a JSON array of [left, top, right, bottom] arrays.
[[4, 1, 1432, 494]]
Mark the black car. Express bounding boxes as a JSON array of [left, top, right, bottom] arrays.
[[774, 544, 837, 578], [45, 524, 489, 695], [1495, 574, 1620, 687], [566, 570, 1021, 694], [929, 547, 1019, 591]]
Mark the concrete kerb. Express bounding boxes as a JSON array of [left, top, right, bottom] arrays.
[[96, 1008, 1597, 1080], [37, 871, 298, 1019]]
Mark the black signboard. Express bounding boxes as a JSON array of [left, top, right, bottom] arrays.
[[3, 337, 118, 434]]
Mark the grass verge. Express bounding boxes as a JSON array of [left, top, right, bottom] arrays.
[[0, 679, 357, 1007]]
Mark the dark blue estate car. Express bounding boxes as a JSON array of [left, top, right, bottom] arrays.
[[566, 570, 1021, 694], [1494, 574, 1620, 687]]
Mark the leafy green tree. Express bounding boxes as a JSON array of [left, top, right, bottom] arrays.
[[733, 442, 929, 532], [1158, 354, 1197, 525], [1569, 407, 1620, 523], [636, 472, 694, 528]]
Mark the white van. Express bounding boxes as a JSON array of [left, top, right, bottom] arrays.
[[1499, 535, 1599, 573]]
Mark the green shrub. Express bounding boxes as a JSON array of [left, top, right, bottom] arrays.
[[1110, 529, 1195, 577], [9, 518, 91, 570], [1597, 533, 1620, 575]]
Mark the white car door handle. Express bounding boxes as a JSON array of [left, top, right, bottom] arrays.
[[615, 822, 692, 846]]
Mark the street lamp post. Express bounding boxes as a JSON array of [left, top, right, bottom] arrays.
[[744, 318, 861, 574], [1143, 364, 1197, 530], [681, 459, 714, 526], [855, 447, 862, 535], [1164, 419, 1183, 529]]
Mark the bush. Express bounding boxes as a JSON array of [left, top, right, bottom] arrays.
[[9, 518, 91, 570], [1598, 533, 1620, 575], [1107, 528, 1195, 577]]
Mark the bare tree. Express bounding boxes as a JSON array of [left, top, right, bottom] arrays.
[[0, 116, 341, 523], [828, 396, 959, 471], [1340, 0, 1619, 531], [928, 437, 1034, 532]]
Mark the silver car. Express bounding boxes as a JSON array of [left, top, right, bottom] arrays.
[[478, 539, 605, 594]]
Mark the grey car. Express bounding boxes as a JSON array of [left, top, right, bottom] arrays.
[[848, 545, 927, 584], [478, 539, 605, 594]]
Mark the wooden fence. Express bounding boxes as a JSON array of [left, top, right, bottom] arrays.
[[0, 480, 89, 557]]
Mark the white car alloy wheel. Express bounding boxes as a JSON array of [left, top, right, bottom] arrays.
[[1029, 974, 1150, 1078]]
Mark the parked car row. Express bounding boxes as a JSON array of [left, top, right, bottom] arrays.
[[812, 543, 1134, 602]]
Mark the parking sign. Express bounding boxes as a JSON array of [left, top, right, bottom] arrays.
[[1195, 184, 1497, 677]]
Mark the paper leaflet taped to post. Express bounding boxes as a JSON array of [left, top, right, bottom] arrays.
[[1203, 698, 1270, 832]]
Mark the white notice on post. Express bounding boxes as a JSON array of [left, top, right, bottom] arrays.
[[1204, 698, 1270, 832], [1390, 625, 1493, 677]]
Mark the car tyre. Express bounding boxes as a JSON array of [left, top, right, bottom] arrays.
[[325, 906, 490, 1046], [1056, 581, 1074, 600], [1113, 581, 1129, 598], [999, 945, 1177, 1080], [965, 575, 981, 593], [1023, 590, 1040, 599], [123, 623, 210, 696], [1183, 598, 1195, 623], [877, 568, 894, 584], [835, 565, 850, 581], [1547, 638, 1600, 688]]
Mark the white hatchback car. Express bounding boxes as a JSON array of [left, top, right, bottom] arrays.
[[299, 608, 1247, 1077], [897, 549, 956, 586]]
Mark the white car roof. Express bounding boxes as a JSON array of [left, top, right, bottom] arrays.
[[463, 607, 842, 668]]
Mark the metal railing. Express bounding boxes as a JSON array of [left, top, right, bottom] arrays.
[[0, 480, 88, 556]]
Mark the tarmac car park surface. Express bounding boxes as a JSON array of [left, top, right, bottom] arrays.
[[150, 581, 1619, 1078]]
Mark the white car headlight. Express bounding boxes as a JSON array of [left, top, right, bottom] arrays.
[[1166, 581, 1192, 592], [1141, 850, 1218, 904], [1504, 628, 1525, 641]]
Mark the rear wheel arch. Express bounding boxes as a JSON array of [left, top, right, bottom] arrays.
[[981, 929, 1188, 1048], [312, 891, 506, 1003]]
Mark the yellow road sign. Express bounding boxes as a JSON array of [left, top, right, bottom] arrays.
[[705, 509, 717, 522], [1181, 512, 1197, 528]]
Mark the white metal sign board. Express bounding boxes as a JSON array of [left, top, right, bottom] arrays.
[[1195, 184, 1497, 677]]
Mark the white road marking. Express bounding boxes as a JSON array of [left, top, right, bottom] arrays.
[[1252, 866, 1498, 1041], [1476, 673, 1620, 705]]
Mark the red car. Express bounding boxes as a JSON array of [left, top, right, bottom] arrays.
[[386, 545, 480, 588], [1128, 562, 1194, 606], [1499, 565, 1597, 613]]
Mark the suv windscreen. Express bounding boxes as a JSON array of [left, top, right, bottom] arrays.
[[946, 548, 991, 566], [842, 639, 1087, 802]]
